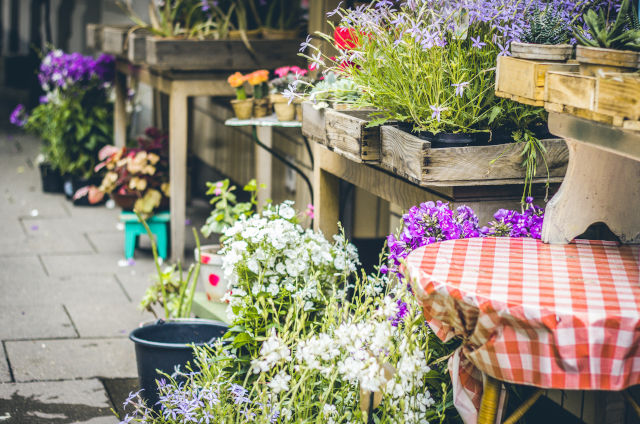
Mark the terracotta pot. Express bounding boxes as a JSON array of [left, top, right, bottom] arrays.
[[576, 45, 640, 75], [111, 192, 169, 211], [294, 98, 303, 122], [228, 29, 261, 40], [510, 42, 573, 61], [231, 98, 254, 120], [253, 98, 270, 118], [261, 27, 299, 40]]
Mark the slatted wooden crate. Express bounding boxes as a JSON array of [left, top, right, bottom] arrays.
[[301, 101, 327, 145], [101, 25, 131, 57], [495, 56, 579, 106], [596, 74, 640, 121], [127, 29, 150, 64], [379, 125, 568, 186], [324, 109, 381, 163], [86, 24, 104, 51]]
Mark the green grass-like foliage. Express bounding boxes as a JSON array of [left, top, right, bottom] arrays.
[[574, 0, 640, 51], [521, 4, 572, 45]]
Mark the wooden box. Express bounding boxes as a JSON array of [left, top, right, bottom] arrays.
[[127, 29, 150, 64], [86, 23, 104, 50], [301, 101, 327, 145], [144, 38, 304, 70], [596, 74, 640, 121], [101, 25, 131, 57], [325, 109, 381, 163], [495, 56, 578, 106], [380, 126, 568, 186], [545, 71, 597, 111]]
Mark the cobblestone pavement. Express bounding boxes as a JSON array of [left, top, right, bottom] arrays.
[[0, 132, 200, 423]]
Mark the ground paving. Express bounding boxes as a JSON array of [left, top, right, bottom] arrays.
[[0, 132, 187, 423]]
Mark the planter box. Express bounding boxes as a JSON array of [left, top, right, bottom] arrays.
[[301, 101, 327, 144], [576, 45, 639, 74], [144, 38, 304, 70], [510, 42, 573, 61], [127, 29, 150, 64], [86, 23, 104, 50], [101, 25, 131, 57], [544, 71, 596, 111], [324, 109, 382, 163], [596, 74, 640, 121], [379, 126, 568, 186], [495, 56, 578, 106]]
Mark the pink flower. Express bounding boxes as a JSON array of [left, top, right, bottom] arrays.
[[305, 203, 315, 219], [214, 188, 222, 196], [274, 66, 291, 78], [290, 66, 308, 76]]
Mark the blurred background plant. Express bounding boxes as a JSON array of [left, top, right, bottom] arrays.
[[200, 178, 262, 238]]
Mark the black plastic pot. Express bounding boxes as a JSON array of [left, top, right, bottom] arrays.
[[38, 162, 64, 193], [63, 175, 102, 200], [129, 319, 228, 408]]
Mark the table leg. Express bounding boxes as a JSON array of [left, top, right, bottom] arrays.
[[255, 126, 273, 209], [478, 375, 501, 424], [169, 91, 188, 262], [312, 143, 340, 237], [114, 70, 127, 148]]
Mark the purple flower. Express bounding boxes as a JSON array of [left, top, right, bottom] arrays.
[[10, 104, 28, 127], [451, 81, 469, 97], [470, 36, 486, 49], [430, 105, 446, 122], [390, 300, 408, 327]]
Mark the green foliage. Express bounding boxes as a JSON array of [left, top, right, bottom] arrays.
[[263, 0, 303, 30], [304, 71, 361, 110], [200, 178, 263, 237], [521, 3, 572, 44], [24, 88, 112, 178], [574, 0, 640, 51]]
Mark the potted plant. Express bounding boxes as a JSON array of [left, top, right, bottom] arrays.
[[574, 0, 640, 74], [248, 69, 270, 118], [511, 2, 574, 61], [197, 179, 262, 302], [130, 218, 228, 409], [270, 66, 308, 121], [89, 127, 170, 216], [228, 71, 253, 119], [260, 0, 304, 40], [10, 50, 114, 197]]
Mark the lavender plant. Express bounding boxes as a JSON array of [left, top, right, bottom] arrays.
[[10, 50, 114, 178]]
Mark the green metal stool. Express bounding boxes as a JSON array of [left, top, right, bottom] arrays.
[[120, 211, 170, 260]]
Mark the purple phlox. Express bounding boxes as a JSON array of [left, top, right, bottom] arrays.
[[470, 35, 486, 49], [390, 300, 408, 327], [9, 104, 28, 127]]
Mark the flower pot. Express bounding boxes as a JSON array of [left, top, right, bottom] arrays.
[[231, 98, 254, 120], [575, 45, 640, 76], [261, 27, 300, 40], [252, 98, 270, 118], [195, 245, 229, 302], [228, 28, 262, 40], [294, 99, 303, 122], [111, 192, 169, 212], [271, 94, 295, 121], [129, 319, 228, 408], [510, 42, 573, 61], [63, 175, 102, 200], [38, 162, 64, 194]]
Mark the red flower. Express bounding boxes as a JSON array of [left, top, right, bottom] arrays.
[[334, 27, 359, 50]]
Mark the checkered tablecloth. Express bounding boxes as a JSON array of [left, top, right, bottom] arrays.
[[404, 237, 640, 422]]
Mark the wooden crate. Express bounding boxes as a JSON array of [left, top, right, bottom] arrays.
[[144, 38, 304, 70], [301, 101, 327, 145], [495, 56, 578, 106], [325, 109, 381, 163], [545, 71, 597, 111], [101, 25, 131, 56], [127, 29, 150, 64], [379, 126, 568, 186], [596, 74, 640, 121], [86, 23, 104, 50]]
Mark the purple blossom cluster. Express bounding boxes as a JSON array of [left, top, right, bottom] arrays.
[[384, 198, 544, 277], [9, 104, 28, 127], [390, 299, 408, 327], [38, 50, 114, 93]]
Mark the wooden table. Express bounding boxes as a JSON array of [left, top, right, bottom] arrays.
[[113, 58, 235, 261]]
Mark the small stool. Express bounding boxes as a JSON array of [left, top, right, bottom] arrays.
[[120, 211, 170, 260]]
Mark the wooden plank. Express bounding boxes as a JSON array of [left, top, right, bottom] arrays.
[[379, 126, 568, 186], [86, 23, 103, 50], [255, 126, 273, 209], [145, 38, 304, 71], [545, 71, 596, 111], [301, 101, 327, 145], [127, 29, 150, 64], [101, 25, 130, 56], [325, 109, 381, 162], [596, 74, 640, 120], [169, 90, 189, 262]]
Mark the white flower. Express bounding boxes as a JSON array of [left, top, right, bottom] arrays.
[[322, 404, 337, 417], [267, 369, 291, 393], [251, 330, 291, 373]]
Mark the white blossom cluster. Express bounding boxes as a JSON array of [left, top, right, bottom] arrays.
[[250, 330, 291, 374], [220, 201, 359, 321]]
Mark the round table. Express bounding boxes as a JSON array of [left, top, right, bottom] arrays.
[[404, 237, 640, 423]]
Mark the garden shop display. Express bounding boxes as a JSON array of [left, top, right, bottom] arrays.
[[270, 66, 310, 121], [89, 127, 170, 216], [10, 49, 114, 194], [198, 179, 263, 301], [117, 197, 550, 424], [228, 71, 253, 119]]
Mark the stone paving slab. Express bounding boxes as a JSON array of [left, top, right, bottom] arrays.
[[0, 304, 76, 340], [40, 252, 156, 278], [17, 218, 95, 255], [0, 350, 10, 383], [65, 302, 154, 338], [6, 338, 137, 382], [0, 379, 116, 423], [86, 233, 125, 255], [0, 256, 47, 282]]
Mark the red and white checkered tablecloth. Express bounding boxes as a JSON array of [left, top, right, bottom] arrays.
[[404, 237, 640, 422]]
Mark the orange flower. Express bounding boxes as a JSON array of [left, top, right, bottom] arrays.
[[227, 72, 246, 88], [246, 70, 269, 86]]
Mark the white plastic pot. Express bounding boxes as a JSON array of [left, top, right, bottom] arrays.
[[195, 244, 229, 302]]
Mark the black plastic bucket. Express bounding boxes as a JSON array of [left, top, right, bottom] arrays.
[[39, 162, 64, 193], [129, 319, 228, 408]]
